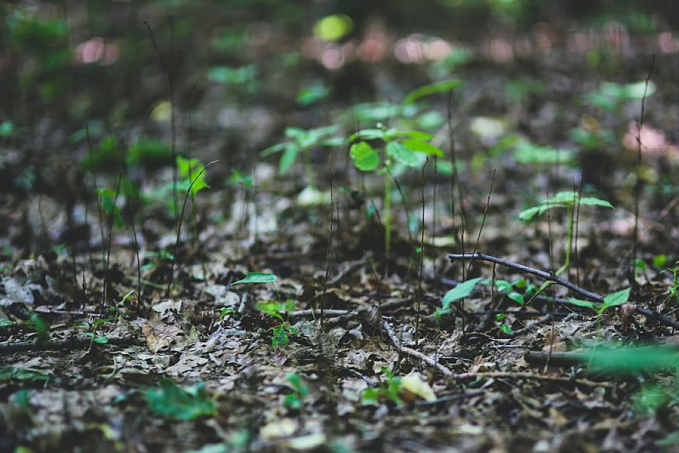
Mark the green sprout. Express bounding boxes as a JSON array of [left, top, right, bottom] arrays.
[[348, 124, 443, 257], [256, 300, 298, 348], [284, 373, 309, 410], [261, 126, 342, 188], [144, 378, 216, 421], [362, 368, 403, 406]]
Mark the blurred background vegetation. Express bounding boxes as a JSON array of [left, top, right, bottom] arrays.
[[1, 0, 678, 174]]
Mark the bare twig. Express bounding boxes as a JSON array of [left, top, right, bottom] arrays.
[[449, 252, 604, 302], [630, 55, 656, 287], [382, 319, 454, 377]]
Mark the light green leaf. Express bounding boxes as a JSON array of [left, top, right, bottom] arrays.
[[350, 142, 380, 171], [261, 142, 287, 157], [402, 139, 444, 157], [279, 144, 299, 174], [144, 378, 215, 421], [603, 288, 630, 309], [579, 196, 614, 209], [507, 292, 524, 305], [567, 298, 597, 310], [348, 128, 387, 142], [403, 80, 464, 105], [518, 206, 542, 222], [442, 277, 482, 310], [386, 141, 419, 167], [232, 272, 278, 285]]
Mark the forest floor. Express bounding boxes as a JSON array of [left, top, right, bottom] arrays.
[[3, 26, 679, 452]]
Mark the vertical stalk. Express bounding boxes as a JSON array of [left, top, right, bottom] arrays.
[[383, 164, 392, 258]]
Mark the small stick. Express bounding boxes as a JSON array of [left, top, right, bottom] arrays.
[[415, 158, 429, 344], [382, 319, 454, 377], [449, 252, 604, 302]]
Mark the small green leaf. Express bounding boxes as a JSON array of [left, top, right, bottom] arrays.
[[518, 206, 542, 222], [499, 323, 513, 335], [403, 80, 464, 105], [260, 142, 287, 157], [386, 141, 419, 167], [402, 139, 444, 157], [442, 277, 482, 309], [507, 292, 524, 305], [348, 128, 386, 142], [232, 272, 278, 285], [279, 144, 299, 174], [350, 142, 380, 171], [144, 378, 215, 421], [603, 288, 630, 309], [579, 196, 614, 209], [567, 298, 597, 310]]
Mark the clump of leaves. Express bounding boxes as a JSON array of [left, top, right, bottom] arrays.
[[362, 368, 403, 406], [261, 126, 342, 187], [492, 278, 538, 306], [144, 378, 216, 421], [231, 273, 296, 347], [284, 373, 309, 410], [349, 125, 443, 256], [256, 300, 298, 348]]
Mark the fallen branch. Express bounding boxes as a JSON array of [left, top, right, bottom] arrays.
[[449, 252, 603, 301], [0, 336, 142, 354], [448, 252, 679, 331], [382, 319, 454, 377], [449, 371, 604, 388]]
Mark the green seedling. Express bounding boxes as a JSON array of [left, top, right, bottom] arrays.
[[228, 169, 255, 189], [520, 191, 614, 276], [284, 372, 309, 410], [568, 287, 630, 328], [141, 250, 174, 273], [663, 261, 679, 305], [496, 313, 512, 335], [362, 368, 403, 406], [27, 313, 49, 344], [176, 156, 210, 196], [261, 126, 342, 187], [349, 124, 443, 256], [97, 187, 124, 228], [492, 278, 538, 306], [144, 378, 216, 421], [256, 300, 298, 348], [437, 277, 482, 317]]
